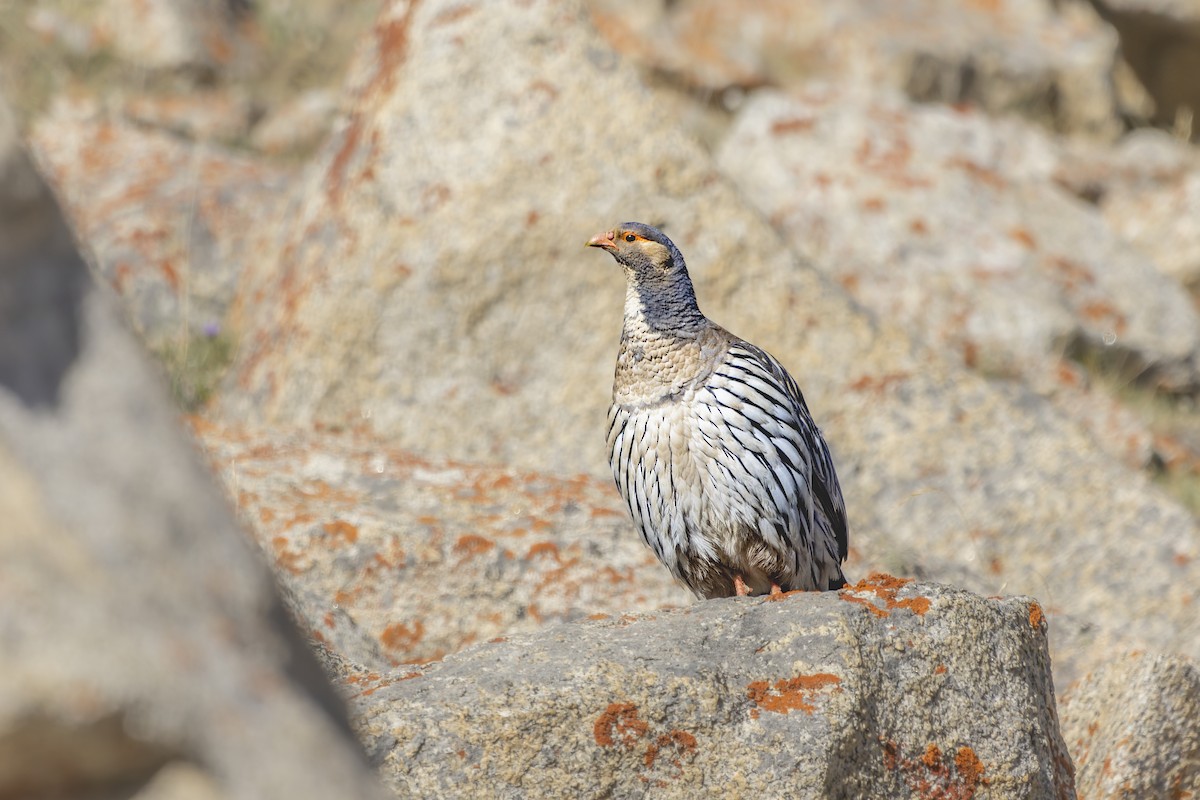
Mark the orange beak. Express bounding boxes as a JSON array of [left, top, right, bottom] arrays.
[[586, 229, 618, 252]]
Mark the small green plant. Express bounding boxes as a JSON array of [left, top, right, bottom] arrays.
[[153, 327, 235, 412], [1069, 346, 1200, 516]]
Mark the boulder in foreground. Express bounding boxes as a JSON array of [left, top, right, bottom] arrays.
[[1060, 651, 1200, 799], [0, 94, 386, 800], [350, 577, 1075, 799]]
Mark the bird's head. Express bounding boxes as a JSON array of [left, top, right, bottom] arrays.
[[586, 222, 686, 281]]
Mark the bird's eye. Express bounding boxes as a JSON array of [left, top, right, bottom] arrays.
[[625, 234, 636, 242]]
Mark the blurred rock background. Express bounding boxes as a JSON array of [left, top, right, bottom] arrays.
[[4, 0, 1200, 795]]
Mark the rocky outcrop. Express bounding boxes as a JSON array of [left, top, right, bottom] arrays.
[[192, 419, 692, 668], [205, 0, 1200, 692], [715, 88, 1200, 391], [15, 0, 1200, 795], [250, 88, 340, 155], [586, 0, 1135, 138], [1060, 651, 1200, 798], [1099, 135, 1200, 287], [0, 96, 386, 799], [351, 578, 1075, 798], [31, 103, 288, 346], [710, 87, 1200, 441]]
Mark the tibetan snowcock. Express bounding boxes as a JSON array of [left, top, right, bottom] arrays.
[[587, 222, 849, 598]]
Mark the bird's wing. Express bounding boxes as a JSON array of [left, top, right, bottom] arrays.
[[722, 342, 849, 566]]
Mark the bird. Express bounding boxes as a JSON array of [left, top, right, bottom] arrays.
[[586, 222, 848, 599]]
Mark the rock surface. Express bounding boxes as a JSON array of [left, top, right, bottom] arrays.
[[351, 578, 1074, 798], [0, 95, 386, 799], [209, 0, 1200, 693], [1102, 162, 1200, 289], [99, 0, 258, 75], [716, 88, 1200, 392], [1060, 651, 1200, 799], [191, 419, 694, 668], [31, 102, 289, 345], [1049, 127, 1200, 289], [15, 0, 1200, 795], [586, 0, 1130, 137], [250, 88, 340, 155], [119, 89, 257, 143]]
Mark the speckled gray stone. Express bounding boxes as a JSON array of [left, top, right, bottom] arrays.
[[192, 420, 692, 669], [716, 88, 1200, 392], [1060, 652, 1200, 799], [31, 103, 288, 345], [586, 0, 1129, 137], [0, 94, 386, 800], [211, 0, 1200, 694], [352, 580, 1074, 799]]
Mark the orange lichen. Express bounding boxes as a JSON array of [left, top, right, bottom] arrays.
[[839, 593, 890, 617], [1047, 256, 1095, 290], [947, 156, 1006, 189], [1008, 227, 1037, 249], [380, 620, 425, 651], [1028, 601, 1045, 630], [955, 747, 986, 786], [593, 702, 649, 749], [347, 670, 422, 698], [746, 673, 841, 718], [294, 479, 359, 503], [370, 4, 417, 96], [962, 340, 979, 369], [599, 565, 634, 585], [1079, 300, 1128, 335], [111, 262, 133, 293], [848, 372, 911, 394], [398, 649, 446, 666], [527, 541, 561, 560], [839, 572, 931, 617], [325, 114, 364, 207], [881, 739, 990, 799], [323, 519, 359, 545], [269, 536, 307, 575], [453, 534, 495, 558], [882, 739, 900, 772], [855, 133, 913, 174], [643, 730, 697, 770], [771, 116, 816, 135]]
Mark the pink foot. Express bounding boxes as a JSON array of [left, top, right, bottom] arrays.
[[734, 575, 751, 596]]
